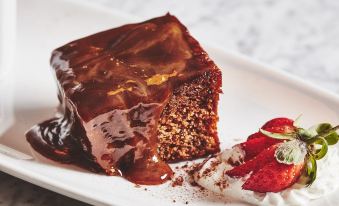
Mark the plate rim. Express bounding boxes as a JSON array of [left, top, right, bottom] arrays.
[[1, 0, 339, 205]]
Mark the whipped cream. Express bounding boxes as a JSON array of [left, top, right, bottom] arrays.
[[194, 146, 339, 206]]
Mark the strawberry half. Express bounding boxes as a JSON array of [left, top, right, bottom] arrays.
[[242, 118, 296, 160], [242, 160, 304, 193], [247, 117, 295, 141], [261, 118, 294, 130], [241, 134, 280, 161], [226, 144, 278, 177]]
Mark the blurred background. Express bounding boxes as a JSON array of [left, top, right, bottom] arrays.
[[1, 0, 339, 205]]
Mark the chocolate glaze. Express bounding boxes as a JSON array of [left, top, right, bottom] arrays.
[[26, 14, 218, 185]]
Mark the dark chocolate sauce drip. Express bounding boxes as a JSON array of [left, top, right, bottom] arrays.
[[26, 14, 216, 185]]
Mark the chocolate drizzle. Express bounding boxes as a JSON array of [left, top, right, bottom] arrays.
[[26, 14, 218, 185]]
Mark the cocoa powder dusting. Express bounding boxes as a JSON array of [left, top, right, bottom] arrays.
[[171, 176, 184, 187]]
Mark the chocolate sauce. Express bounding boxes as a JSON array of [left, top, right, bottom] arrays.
[[26, 14, 216, 185]]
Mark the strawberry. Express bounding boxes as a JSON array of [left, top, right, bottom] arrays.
[[226, 144, 278, 177], [247, 132, 263, 140], [240, 136, 280, 161], [242, 160, 304, 193], [247, 117, 295, 141], [243, 118, 296, 160], [228, 140, 306, 193], [261, 118, 294, 130], [225, 117, 339, 193]]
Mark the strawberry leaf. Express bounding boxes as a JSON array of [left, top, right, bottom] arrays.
[[274, 140, 307, 165], [324, 132, 339, 145], [316, 123, 332, 134], [316, 123, 339, 145], [307, 137, 328, 160], [305, 155, 317, 186], [259, 129, 295, 140]]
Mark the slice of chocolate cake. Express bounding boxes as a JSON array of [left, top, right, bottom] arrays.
[[26, 14, 222, 185]]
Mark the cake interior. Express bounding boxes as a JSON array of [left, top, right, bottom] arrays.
[[158, 70, 221, 162]]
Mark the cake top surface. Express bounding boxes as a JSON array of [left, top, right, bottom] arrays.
[[51, 13, 216, 122]]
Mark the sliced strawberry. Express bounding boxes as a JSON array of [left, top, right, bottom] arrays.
[[247, 118, 294, 141], [266, 125, 296, 134], [226, 144, 278, 177], [247, 132, 263, 140], [247, 125, 295, 141], [261, 118, 294, 130], [241, 135, 281, 161], [244, 118, 296, 160], [242, 160, 304, 193]]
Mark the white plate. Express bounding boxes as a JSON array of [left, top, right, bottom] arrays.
[[1, 0, 339, 205]]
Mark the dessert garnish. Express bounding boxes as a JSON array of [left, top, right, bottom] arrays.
[[25, 14, 222, 185], [236, 118, 339, 192], [194, 117, 339, 204]]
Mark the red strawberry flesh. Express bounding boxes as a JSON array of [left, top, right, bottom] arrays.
[[226, 144, 278, 177], [243, 118, 296, 160], [261, 118, 294, 130], [241, 134, 281, 161], [242, 160, 304, 193]]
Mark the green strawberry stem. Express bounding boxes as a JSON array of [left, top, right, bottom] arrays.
[[305, 154, 317, 186], [306, 125, 339, 160], [307, 137, 328, 160]]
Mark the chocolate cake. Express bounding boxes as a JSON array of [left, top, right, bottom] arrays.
[[26, 14, 222, 185]]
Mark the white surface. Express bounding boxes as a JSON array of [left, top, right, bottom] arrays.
[[0, 0, 15, 136], [0, 0, 339, 205], [0, 0, 16, 77]]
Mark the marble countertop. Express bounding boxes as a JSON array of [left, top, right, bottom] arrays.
[[1, 0, 339, 205]]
